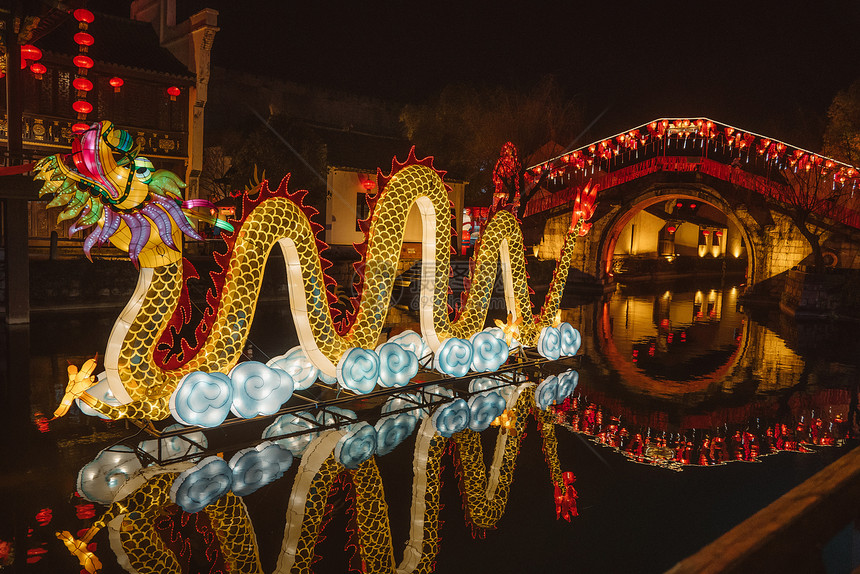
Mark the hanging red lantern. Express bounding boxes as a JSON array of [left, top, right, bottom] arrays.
[[167, 86, 181, 100], [74, 32, 94, 49], [19, 57, 27, 69], [667, 225, 677, 234], [73, 8, 94, 25], [71, 123, 90, 134], [701, 229, 710, 237], [72, 100, 93, 114], [362, 179, 375, 191], [109, 77, 124, 92], [715, 230, 723, 237], [72, 77, 93, 92], [20, 44, 42, 61], [29, 62, 46, 79], [73, 55, 94, 69]]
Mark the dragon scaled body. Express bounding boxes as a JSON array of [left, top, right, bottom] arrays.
[[64, 385, 568, 574], [39, 124, 588, 573], [35, 122, 589, 422]]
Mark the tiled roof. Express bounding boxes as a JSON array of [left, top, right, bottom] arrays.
[[35, 11, 194, 80]]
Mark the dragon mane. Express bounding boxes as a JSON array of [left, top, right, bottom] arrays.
[[34, 121, 203, 267]]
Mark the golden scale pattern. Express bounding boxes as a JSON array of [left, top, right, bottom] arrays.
[[278, 433, 450, 574], [72, 163, 579, 420], [285, 456, 341, 572], [350, 457, 396, 572], [208, 491, 265, 573], [73, 388, 564, 573], [76, 470, 260, 574], [452, 386, 561, 529]]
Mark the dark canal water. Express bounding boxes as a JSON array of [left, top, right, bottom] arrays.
[[1, 277, 857, 573]]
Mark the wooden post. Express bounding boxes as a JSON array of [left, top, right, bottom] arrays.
[[4, 198, 29, 324], [3, 5, 30, 324]]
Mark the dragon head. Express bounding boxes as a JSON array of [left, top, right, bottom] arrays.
[[34, 121, 215, 267]]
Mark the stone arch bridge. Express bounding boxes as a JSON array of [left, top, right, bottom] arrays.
[[523, 118, 860, 294]]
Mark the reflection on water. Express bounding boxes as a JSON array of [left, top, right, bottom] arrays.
[[590, 284, 808, 400], [568, 282, 857, 471], [556, 389, 851, 471], [1, 280, 858, 573]]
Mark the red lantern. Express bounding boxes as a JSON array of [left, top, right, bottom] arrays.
[[20, 44, 42, 61], [715, 230, 723, 237], [73, 8, 94, 24], [73, 55, 94, 69], [74, 32, 94, 48], [690, 203, 697, 209], [167, 86, 181, 100], [29, 62, 46, 79], [701, 229, 710, 237], [109, 77, 124, 92], [72, 100, 93, 114], [362, 180, 375, 191], [73, 77, 93, 92], [71, 123, 90, 134], [667, 225, 677, 234], [676, 202, 683, 208]]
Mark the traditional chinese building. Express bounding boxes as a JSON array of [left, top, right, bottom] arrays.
[[0, 1, 216, 322], [1, 0, 217, 251]]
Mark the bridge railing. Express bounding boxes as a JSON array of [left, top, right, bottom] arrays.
[[525, 153, 860, 229], [524, 118, 860, 228]]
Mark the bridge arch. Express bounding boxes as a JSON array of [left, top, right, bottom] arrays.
[[524, 118, 860, 292], [592, 178, 760, 285]]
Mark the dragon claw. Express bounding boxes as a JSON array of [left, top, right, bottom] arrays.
[[53, 355, 99, 419], [56, 531, 102, 573]]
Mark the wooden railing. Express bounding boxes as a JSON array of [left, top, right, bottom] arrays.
[[666, 445, 860, 573]]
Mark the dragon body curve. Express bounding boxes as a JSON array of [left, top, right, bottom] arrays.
[[65, 384, 569, 574], [35, 123, 585, 421]]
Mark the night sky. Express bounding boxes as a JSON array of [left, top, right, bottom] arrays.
[[91, 0, 860, 148]]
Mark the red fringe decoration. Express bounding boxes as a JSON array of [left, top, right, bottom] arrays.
[[153, 505, 228, 574], [341, 147, 453, 334], [153, 175, 333, 369]]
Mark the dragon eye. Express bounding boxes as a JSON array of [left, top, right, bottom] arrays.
[[133, 158, 154, 183]]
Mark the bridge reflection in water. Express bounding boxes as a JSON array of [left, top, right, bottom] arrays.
[[567, 283, 853, 472], [3, 282, 857, 573]]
